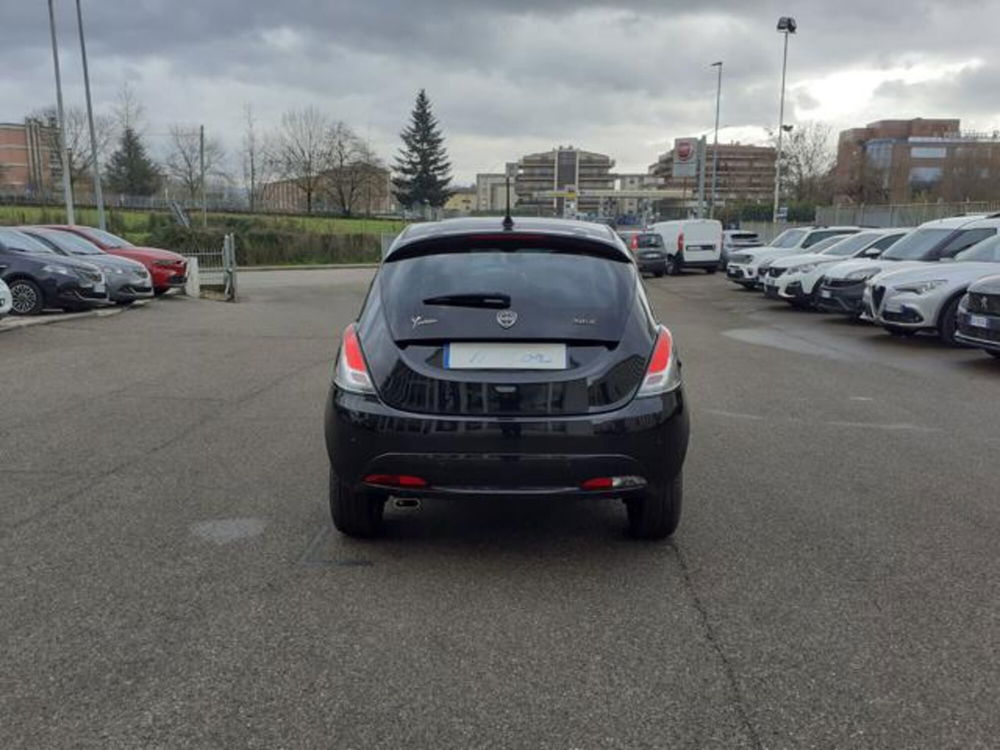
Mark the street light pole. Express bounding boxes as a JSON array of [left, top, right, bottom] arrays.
[[46, 0, 75, 224], [710, 61, 723, 218], [75, 0, 106, 231], [772, 16, 797, 225]]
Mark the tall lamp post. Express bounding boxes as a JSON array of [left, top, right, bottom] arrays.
[[772, 16, 797, 225], [709, 61, 723, 218], [46, 0, 75, 224], [75, 0, 106, 231]]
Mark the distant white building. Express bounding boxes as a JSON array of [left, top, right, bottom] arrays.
[[476, 164, 517, 212]]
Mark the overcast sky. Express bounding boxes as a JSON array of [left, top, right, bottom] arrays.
[[3, 0, 999, 184]]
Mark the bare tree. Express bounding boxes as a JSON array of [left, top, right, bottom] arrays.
[[772, 121, 835, 203], [164, 125, 228, 201], [30, 106, 115, 192], [114, 81, 145, 134], [271, 107, 332, 213], [241, 104, 279, 212], [323, 122, 385, 217]]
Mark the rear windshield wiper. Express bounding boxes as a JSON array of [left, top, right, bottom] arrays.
[[422, 292, 511, 309]]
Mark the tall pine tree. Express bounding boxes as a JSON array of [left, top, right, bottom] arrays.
[[392, 90, 452, 209], [105, 127, 160, 196]]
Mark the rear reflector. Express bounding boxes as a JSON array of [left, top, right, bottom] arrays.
[[581, 476, 646, 491], [363, 474, 428, 488]]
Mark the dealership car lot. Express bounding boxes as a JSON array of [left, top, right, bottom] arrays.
[[2, 269, 1000, 748]]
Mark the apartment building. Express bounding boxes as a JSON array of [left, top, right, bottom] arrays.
[[0, 118, 61, 193], [647, 142, 775, 204], [514, 146, 615, 216], [834, 118, 1000, 202]]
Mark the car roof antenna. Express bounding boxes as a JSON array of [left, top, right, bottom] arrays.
[[502, 174, 514, 230]]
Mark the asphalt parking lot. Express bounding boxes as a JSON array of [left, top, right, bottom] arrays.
[[3, 268, 1000, 749]]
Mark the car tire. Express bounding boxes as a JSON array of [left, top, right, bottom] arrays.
[[8, 279, 45, 316], [116, 299, 136, 307], [705, 267, 717, 275], [937, 295, 963, 346], [653, 270, 664, 278], [329, 469, 386, 538], [626, 472, 682, 540], [666, 255, 681, 276], [153, 288, 169, 297]]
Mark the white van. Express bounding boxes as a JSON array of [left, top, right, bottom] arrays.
[[648, 219, 723, 275]]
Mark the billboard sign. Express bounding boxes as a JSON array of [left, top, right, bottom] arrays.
[[672, 137, 699, 178]]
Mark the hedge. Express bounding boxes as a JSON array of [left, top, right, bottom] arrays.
[[147, 225, 382, 266]]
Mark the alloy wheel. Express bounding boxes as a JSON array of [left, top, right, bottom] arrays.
[[10, 282, 39, 314]]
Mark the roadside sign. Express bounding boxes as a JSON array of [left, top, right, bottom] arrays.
[[673, 138, 699, 178]]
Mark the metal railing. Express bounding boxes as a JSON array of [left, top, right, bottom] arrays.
[[185, 233, 237, 301], [817, 201, 1000, 228]]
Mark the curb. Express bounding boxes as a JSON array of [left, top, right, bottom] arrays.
[[239, 263, 379, 272], [0, 299, 150, 334]]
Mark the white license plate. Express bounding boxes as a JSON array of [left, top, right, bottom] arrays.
[[94, 283, 106, 294], [820, 290, 832, 299], [446, 342, 567, 370], [968, 314, 989, 328]]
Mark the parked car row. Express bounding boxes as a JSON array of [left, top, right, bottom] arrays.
[[721, 213, 1000, 359], [0, 225, 187, 318]]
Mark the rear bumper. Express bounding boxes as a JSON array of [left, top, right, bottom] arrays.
[[325, 387, 690, 496], [681, 258, 720, 270], [638, 256, 667, 274]]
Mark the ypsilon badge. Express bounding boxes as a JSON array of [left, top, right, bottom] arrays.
[[496, 310, 518, 329]]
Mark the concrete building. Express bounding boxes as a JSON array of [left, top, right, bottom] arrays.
[[475, 164, 518, 212], [0, 118, 61, 193], [648, 142, 776, 205], [514, 147, 616, 216], [834, 118, 1000, 203]]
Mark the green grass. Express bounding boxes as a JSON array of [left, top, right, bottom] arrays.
[[0, 204, 407, 237]]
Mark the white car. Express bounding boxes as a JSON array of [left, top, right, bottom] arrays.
[[762, 229, 908, 308], [725, 226, 861, 288], [868, 234, 1000, 344], [0, 278, 11, 319], [816, 214, 1000, 319]]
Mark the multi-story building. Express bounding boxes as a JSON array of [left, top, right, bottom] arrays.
[[0, 118, 62, 194], [834, 118, 1000, 203], [514, 146, 615, 216], [647, 142, 776, 204]]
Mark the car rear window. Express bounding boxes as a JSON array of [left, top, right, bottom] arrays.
[[636, 234, 663, 248], [379, 246, 634, 342], [802, 229, 858, 248]]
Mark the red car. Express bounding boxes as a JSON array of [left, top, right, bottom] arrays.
[[44, 225, 187, 296]]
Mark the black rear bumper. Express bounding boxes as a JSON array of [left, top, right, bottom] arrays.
[[325, 387, 690, 497]]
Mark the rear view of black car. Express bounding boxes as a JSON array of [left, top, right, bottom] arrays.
[[325, 218, 690, 540], [0, 228, 108, 315], [633, 232, 668, 277]]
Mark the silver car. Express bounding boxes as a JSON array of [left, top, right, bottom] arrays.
[[22, 227, 154, 306], [869, 234, 1000, 344]]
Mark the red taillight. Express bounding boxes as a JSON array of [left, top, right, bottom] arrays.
[[335, 323, 375, 394], [581, 477, 614, 491], [630, 235, 639, 250], [363, 474, 428, 488], [637, 326, 679, 397], [677, 232, 684, 253]]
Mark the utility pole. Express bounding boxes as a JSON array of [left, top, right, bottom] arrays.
[[47, 0, 75, 224], [696, 136, 707, 218], [199, 124, 207, 227], [75, 0, 105, 231], [710, 61, 723, 219]]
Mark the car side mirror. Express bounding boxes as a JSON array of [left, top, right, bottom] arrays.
[[861, 249, 882, 258]]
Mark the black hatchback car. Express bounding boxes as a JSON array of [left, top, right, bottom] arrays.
[[0, 227, 108, 315], [325, 217, 690, 540]]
